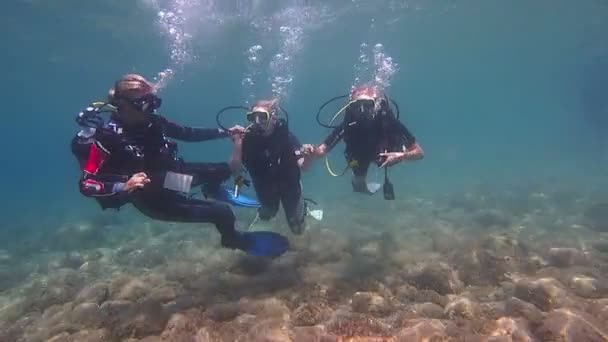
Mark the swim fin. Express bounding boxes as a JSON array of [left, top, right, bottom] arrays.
[[238, 231, 290, 257], [366, 182, 382, 194], [208, 185, 261, 208]]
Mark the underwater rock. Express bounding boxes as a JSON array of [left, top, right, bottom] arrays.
[[146, 281, 184, 304], [245, 318, 292, 342], [205, 301, 241, 322], [161, 294, 204, 315], [513, 278, 566, 311], [589, 298, 608, 323], [293, 326, 326, 341], [583, 202, 608, 232], [109, 276, 149, 303], [326, 312, 392, 338], [68, 328, 112, 342], [102, 299, 168, 339], [569, 275, 607, 299], [486, 317, 535, 341], [70, 302, 103, 328], [535, 308, 608, 341], [139, 336, 162, 342], [240, 297, 291, 321], [504, 297, 544, 323], [410, 302, 445, 319], [99, 299, 135, 326], [47, 332, 71, 342], [75, 282, 109, 305], [548, 247, 587, 268], [406, 262, 463, 295], [395, 319, 448, 341], [159, 309, 203, 341], [444, 296, 481, 320], [351, 292, 391, 316], [21, 268, 85, 313], [0, 312, 41, 342], [292, 301, 332, 326], [24, 302, 80, 342], [457, 247, 516, 286], [395, 284, 448, 307]]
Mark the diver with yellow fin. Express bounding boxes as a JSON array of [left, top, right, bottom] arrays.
[[71, 74, 289, 258], [217, 99, 322, 235], [310, 85, 424, 199]]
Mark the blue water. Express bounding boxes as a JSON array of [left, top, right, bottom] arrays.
[[1, 0, 607, 226], [3, 2, 608, 340]]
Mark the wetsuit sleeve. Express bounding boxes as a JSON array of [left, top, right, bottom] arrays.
[[397, 121, 417, 149], [322, 122, 346, 150], [159, 116, 229, 142], [79, 142, 129, 197]]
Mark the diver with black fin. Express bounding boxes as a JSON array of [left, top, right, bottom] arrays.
[[217, 99, 321, 235], [310, 85, 424, 199], [72, 74, 289, 258]]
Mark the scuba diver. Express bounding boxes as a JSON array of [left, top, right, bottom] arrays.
[[310, 85, 424, 199], [71, 74, 289, 258], [218, 99, 320, 235]]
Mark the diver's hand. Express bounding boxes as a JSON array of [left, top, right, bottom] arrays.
[[231, 132, 244, 145], [125, 172, 151, 192], [229, 125, 245, 145], [301, 144, 315, 155], [311, 144, 328, 157], [228, 125, 246, 135], [378, 152, 405, 168]]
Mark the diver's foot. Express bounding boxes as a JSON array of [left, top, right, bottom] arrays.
[[352, 179, 379, 194], [221, 231, 289, 258], [289, 221, 307, 235]]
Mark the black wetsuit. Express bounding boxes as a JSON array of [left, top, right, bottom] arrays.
[[241, 119, 306, 234], [72, 114, 243, 247], [322, 109, 416, 177]]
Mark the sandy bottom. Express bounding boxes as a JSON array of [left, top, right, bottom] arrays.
[[1, 183, 608, 341]]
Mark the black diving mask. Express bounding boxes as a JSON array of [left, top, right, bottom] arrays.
[[126, 93, 163, 113], [348, 99, 380, 119]]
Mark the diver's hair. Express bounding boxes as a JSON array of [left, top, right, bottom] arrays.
[[253, 99, 279, 115], [108, 74, 155, 105]]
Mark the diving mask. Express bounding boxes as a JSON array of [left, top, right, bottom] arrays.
[[122, 93, 162, 113], [347, 98, 384, 119], [246, 110, 270, 124], [134, 93, 162, 113]]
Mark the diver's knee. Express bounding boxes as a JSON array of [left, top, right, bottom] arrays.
[[214, 202, 235, 225], [258, 206, 277, 221]]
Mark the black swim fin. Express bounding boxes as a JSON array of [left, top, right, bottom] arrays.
[[228, 231, 290, 258], [383, 168, 395, 200]]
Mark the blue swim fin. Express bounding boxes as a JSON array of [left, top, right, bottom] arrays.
[[239, 231, 289, 258], [205, 184, 261, 208]]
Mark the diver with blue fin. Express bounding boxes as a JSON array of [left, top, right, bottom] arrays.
[[217, 99, 322, 235], [309, 85, 424, 199], [71, 74, 289, 258]]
